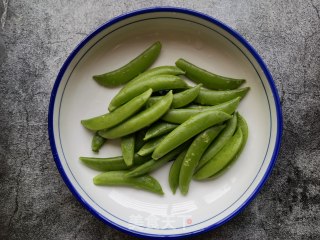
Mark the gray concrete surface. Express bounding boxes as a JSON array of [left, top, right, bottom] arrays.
[[1, 0, 319, 239]]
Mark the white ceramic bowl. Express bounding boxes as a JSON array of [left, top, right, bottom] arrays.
[[48, 7, 282, 238]]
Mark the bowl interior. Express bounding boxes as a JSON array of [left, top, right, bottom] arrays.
[[50, 10, 281, 237]]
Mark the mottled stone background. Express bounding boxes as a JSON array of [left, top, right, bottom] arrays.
[[0, 0, 319, 239]]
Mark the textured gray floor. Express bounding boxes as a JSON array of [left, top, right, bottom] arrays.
[[1, 0, 320, 239]]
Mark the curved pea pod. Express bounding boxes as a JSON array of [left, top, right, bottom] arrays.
[[152, 110, 232, 160], [175, 58, 245, 90], [169, 150, 187, 194], [126, 66, 185, 87], [197, 114, 238, 170], [108, 75, 187, 111], [207, 112, 249, 180], [162, 97, 240, 124], [179, 125, 225, 195], [195, 87, 250, 106], [81, 89, 152, 131], [126, 143, 187, 178], [93, 42, 161, 87], [121, 134, 135, 166], [143, 122, 178, 141], [147, 84, 202, 109], [137, 135, 167, 156], [79, 154, 150, 171], [99, 91, 173, 139], [93, 171, 164, 195], [236, 112, 249, 154], [91, 132, 106, 152], [193, 127, 243, 180]]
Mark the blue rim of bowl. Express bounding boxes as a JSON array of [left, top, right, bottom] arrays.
[[48, 7, 283, 239]]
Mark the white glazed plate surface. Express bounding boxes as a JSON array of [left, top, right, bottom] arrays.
[[49, 8, 282, 238]]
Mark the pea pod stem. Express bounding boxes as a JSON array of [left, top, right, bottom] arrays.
[[93, 41, 161, 87], [81, 89, 152, 131], [161, 97, 240, 124], [108, 75, 187, 111], [91, 132, 106, 152], [152, 110, 232, 160], [93, 171, 164, 195], [175, 58, 245, 90], [99, 91, 173, 139]]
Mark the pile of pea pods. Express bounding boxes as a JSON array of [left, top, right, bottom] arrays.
[[80, 42, 249, 196]]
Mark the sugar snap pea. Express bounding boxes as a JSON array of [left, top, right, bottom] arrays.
[[134, 128, 148, 152], [143, 122, 178, 141], [207, 112, 249, 179], [137, 135, 167, 156], [195, 87, 250, 106], [108, 75, 187, 111], [93, 171, 164, 195], [236, 112, 249, 154], [93, 42, 161, 87], [147, 84, 202, 109], [152, 110, 232, 160], [175, 58, 245, 90], [79, 154, 150, 171], [126, 143, 187, 178], [162, 97, 240, 124], [99, 91, 173, 139], [121, 134, 135, 166], [193, 127, 243, 180], [179, 125, 225, 195], [169, 150, 187, 194], [81, 89, 152, 131], [91, 132, 106, 152], [197, 114, 238, 170], [126, 66, 184, 87]]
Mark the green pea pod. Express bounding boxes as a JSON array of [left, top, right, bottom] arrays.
[[79, 154, 150, 171], [179, 125, 225, 195], [147, 84, 202, 109], [169, 150, 187, 194], [121, 134, 135, 166], [81, 89, 152, 131], [197, 114, 238, 170], [93, 171, 164, 195], [137, 134, 167, 156], [152, 110, 232, 160], [126, 143, 187, 178], [99, 91, 173, 139], [175, 58, 245, 90], [126, 66, 185, 87], [236, 112, 249, 154], [161, 97, 240, 124], [108, 75, 187, 111], [193, 127, 243, 180], [195, 87, 250, 106], [143, 122, 178, 141], [207, 112, 249, 179], [93, 42, 161, 87], [91, 132, 106, 152]]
